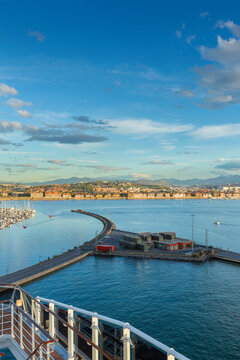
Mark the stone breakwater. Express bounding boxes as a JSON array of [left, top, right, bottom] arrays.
[[0, 207, 35, 230]]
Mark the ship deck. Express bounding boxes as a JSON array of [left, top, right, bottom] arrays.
[[0, 283, 191, 360]]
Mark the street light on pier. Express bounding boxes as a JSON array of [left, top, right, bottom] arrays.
[[205, 228, 208, 249], [191, 214, 195, 254]]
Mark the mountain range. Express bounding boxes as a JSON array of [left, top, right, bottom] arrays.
[[19, 175, 240, 186]]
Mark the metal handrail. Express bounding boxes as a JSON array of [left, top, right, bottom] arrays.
[[0, 299, 56, 360], [26, 340, 53, 360], [0, 283, 114, 360], [0, 283, 191, 360], [9, 300, 55, 342], [37, 296, 191, 360]]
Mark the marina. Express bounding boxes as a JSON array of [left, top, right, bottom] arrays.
[[0, 204, 35, 230]]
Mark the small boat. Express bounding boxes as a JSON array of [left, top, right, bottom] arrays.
[[23, 226, 27, 229], [214, 214, 221, 225]]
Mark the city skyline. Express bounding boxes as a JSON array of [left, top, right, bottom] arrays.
[[1, 0, 240, 182]]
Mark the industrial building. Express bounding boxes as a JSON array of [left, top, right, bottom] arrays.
[[119, 231, 193, 252]]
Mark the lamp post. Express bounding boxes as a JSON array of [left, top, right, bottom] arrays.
[[191, 214, 195, 254], [205, 228, 208, 249]]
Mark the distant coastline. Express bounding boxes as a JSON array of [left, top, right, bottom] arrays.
[[0, 196, 238, 201]]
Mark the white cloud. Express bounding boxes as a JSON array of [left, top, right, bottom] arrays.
[[132, 173, 152, 179], [208, 94, 233, 103], [200, 36, 240, 64], [198, 94, 235, 109], [194, 64, 240, 91], [47, 160, 65, 165], [175, 89, 194, 97], [217, 20, 240, 38], [109, 118, 193, 136], [200, 11, 209, 18], [17, 110, 32, 118], [139, 70, 164, 81], [195, 22, 240, 108], [80, 164, 130, 172], [186, 35, 196, 44], [176, 30, 182, 38], [176, 23, 185, 39], [28, 31, 46, 42], [0, 83, 18, 97], [144, 160, 174, 165], [192, 124, 240, 139], [6, 98, 32, 109], [1, 120, 22, 131], [161, 144, 176, 151]]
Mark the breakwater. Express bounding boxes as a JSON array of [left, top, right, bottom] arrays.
[[0, 209, 116, 289], [1, 208, 239, 292], [92, 250, 209, 262]]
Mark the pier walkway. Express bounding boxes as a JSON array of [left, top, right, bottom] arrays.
[[212, 249, 240, 264], [0, 209, 116, 288], [0, 250, 91, 288]]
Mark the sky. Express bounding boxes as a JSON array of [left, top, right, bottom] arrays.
[[1, 0, 240, 182]]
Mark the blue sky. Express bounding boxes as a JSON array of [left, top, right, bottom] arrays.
[[1, 0, 240, 182]]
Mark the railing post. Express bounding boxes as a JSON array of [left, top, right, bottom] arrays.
[[167, 348, 175, 360], [91, 313, 99, 360], [31, 299, 35, 320], [49, 302, 55, 338], [35, 301, 41, 326], [123, 323, 131, 360], [68, 308, 74, 360], [39, 345, 43, 360], [99, 323, 103, 360], [32, 316, 35, 359], [47, 343, 50, 360], [11, 303, 14, 338], [19, 312, 23, 349], [1, 303, 3, 335]]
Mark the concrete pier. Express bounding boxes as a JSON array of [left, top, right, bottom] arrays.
[[0, 209, 239, 292], [0, 251, 91, 289], [212, 249, 240, 264], [0, 209, 116, 289]]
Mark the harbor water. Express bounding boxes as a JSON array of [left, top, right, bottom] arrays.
[[0, 199, 240, 360]]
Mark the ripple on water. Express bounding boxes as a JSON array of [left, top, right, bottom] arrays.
[[25, 256, 240, 360]]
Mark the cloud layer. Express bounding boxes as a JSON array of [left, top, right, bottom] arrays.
[[195, 20, 240, 108], [0, 120, 108, 145]]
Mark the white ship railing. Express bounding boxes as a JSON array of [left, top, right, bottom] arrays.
[[0, 284, 191, 360], [0, 299, 55, 359], [37, 296, 191, 360]]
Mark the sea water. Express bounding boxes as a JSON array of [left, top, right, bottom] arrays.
[[1, 199, 239, 360]]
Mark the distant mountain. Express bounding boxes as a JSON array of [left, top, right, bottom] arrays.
[[163, 175, 240, 186], [133, 179, 169, 186], [22, 174, 240, 186], [27, 177, 94, 185]]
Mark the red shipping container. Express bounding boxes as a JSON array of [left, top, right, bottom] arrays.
[[96, 245, 115, 252]]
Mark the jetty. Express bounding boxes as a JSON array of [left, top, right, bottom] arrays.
[[0, 209, 239, 292], [212, 249, 240, 264], [0, 210, 116, 289]]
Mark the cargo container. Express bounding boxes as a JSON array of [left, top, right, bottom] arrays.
[[96, 244, 115, 252]]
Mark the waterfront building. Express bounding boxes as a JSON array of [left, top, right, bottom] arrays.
[[120, 231, 193, 252], [30, 191, 44, 199]]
